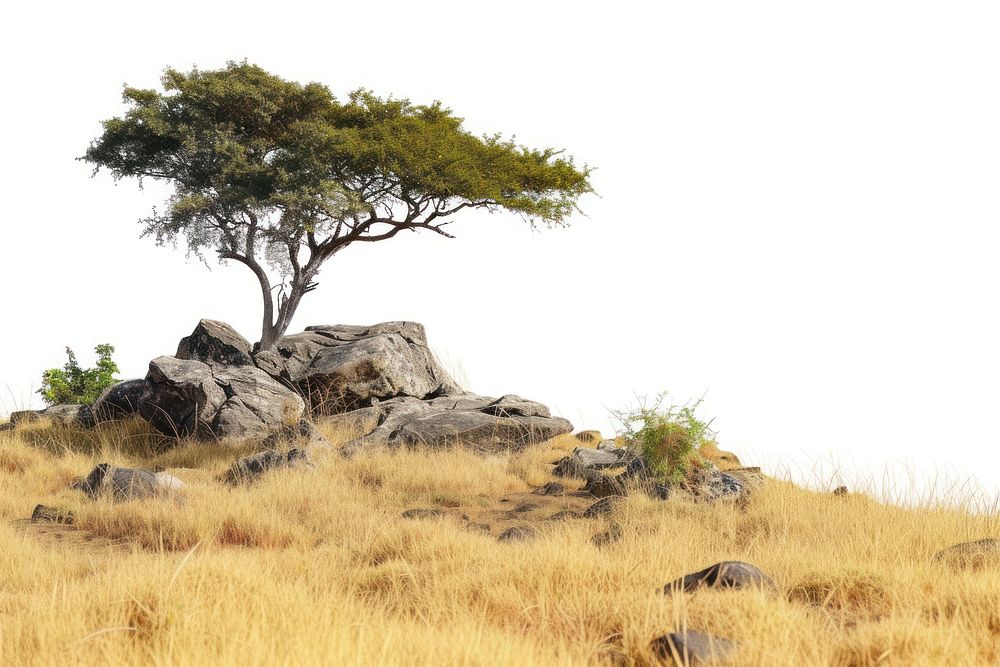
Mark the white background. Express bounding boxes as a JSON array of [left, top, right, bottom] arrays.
[[2, 1, 998, 504]]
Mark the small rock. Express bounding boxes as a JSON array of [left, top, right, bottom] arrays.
[[833, 485, 849, 496], [597, 439, 621, 451], [583, 473, 628, 498], [400, 508, 445, 519], [592, 523, 624, 547], [0, 422, 13, 432], [664, 561, 775, 594], [534, 481, 565, 496], [72, 464, 172, 501], [583, 496, 623, 518], [498, 525, 537, 542], [512, 502, 536, 513], [549, 510, 582, 521], [650, 630, 738, 665], [222, 448, 313, 484], [29, 504, 75, 525], [933, 539, 1000, 570]]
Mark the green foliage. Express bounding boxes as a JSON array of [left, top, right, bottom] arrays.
[[611, 393, 715, 484], [83, 61, 593, 271], [83, 62, 594, 348], [39, 345, 120, 406]]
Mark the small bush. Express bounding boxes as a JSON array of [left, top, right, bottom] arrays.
[[611, 392, 714, 483], [38, 344, 119, 406]]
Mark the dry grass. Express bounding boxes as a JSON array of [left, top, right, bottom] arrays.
[[0, 421, 998, 665]]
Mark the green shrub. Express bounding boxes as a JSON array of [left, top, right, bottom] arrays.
[[38, 344, 120, 406], [611, 392, 715, 483]]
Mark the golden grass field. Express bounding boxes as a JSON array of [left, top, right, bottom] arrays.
[[1, 417, 999, 666]]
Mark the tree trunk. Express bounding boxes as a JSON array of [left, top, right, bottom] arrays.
[[255, 269, 315, 351]]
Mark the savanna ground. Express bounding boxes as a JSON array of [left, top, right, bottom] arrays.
[[1, 417, 999, 666]]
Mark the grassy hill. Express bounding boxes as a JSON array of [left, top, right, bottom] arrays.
[[1, 418, 998, 665]]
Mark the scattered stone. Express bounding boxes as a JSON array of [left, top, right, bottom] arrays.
[[597, 439, 622, 451], [592, 523, 624, 547], [400, 508, 446, 519], [498, 525, 537, 543], [833, 485, 849, 496], [512, 502, 537, 513], [72, 463, 180, 500], [222, 448, 313, 484], [933, 539, 1000, 570], [664, 561, 776, 594], [583, 496, 623, 518], [29, 504, 75, 525], [92, 379, 147, 423], [534, 481, 565, 496], [549, 510, 582, 521], [650, 630, 738, 665]]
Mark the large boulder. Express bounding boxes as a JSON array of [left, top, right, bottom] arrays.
[[139, 356, 304, 439], [254, 322, 462, 413], [340, 393, 573, 454], [92, 379, 147, 423], [176, 319, 255, 367]]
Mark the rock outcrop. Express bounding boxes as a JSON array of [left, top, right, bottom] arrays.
[[339, 394, 572, 454], [14, 319, 571, 454]]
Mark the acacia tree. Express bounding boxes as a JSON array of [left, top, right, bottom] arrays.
[[84, 62, 593, 350]]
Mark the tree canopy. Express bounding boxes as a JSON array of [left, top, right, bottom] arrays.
[[84, 62, 593, 348]]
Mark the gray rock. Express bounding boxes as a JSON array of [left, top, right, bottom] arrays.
[[341, 394, 572, 454], [650, 630, 738, 665], [30, 504, 75, 524], [222, 448, 313, 484], [11, 405, 94, 428], [260, 322, 462, 413], [92, 379, 147, 423], [72, 463, 180, 501], [140, 356, 228, 437], [664, 561, 775, 594], [933, 539, 1000, 569], [0, 422, 13, 432], [498, 525, 537, 543], [553, 446, 633, 478], [176, 319, 254, 367], [140, 356, 304, 439], [210, 365, 305, 438]]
